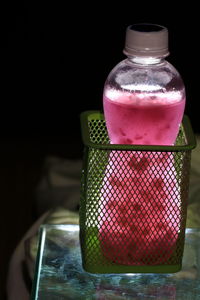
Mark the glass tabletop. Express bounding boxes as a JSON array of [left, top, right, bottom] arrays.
[[31, 225, 200, 300]]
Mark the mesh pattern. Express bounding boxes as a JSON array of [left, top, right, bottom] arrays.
[[88, 119, 110, 144], [80, 114, 193, 273]]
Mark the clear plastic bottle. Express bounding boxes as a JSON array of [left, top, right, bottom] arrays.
[[100, 24, 184, 266], [103, 23, 185, 145]]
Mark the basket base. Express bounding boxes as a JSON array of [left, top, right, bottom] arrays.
[[82, 263, 182, 274]]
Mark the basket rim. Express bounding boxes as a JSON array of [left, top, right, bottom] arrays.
[[80, 110, 196, 152]]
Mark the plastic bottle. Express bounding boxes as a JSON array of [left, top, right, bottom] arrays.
[[99, 24, 183, 266], [103, 23, 185, 146]]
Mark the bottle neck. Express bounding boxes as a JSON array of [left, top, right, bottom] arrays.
[[128, 56, 165, 65]]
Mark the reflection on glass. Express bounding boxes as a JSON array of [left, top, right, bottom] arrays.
[[32, 225, 200, 300]]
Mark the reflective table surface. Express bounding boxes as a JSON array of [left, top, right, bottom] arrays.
[[31, 225, 200, 299]]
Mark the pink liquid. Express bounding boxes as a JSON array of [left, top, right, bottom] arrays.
[[99, 151, 180, 265], [103, 92, 185, 145], [99, 91, 184, 265]]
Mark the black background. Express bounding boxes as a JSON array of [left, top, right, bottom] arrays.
[[0, 1, 199, 299], [0, 2, 199, 141]]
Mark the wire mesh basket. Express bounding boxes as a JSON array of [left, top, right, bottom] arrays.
[[79, 111, 196, 273]]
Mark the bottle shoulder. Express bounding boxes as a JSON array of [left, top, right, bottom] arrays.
[[108, 58, 181, 75], [105, 58, 185, 94]]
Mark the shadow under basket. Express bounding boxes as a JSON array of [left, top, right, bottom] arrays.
[[79, 111, 196, 274]]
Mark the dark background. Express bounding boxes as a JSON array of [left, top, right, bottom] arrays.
[[0, 1, 199, 299]]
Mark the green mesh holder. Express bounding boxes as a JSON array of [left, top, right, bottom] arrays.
[[79, 111, 196, 274]]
